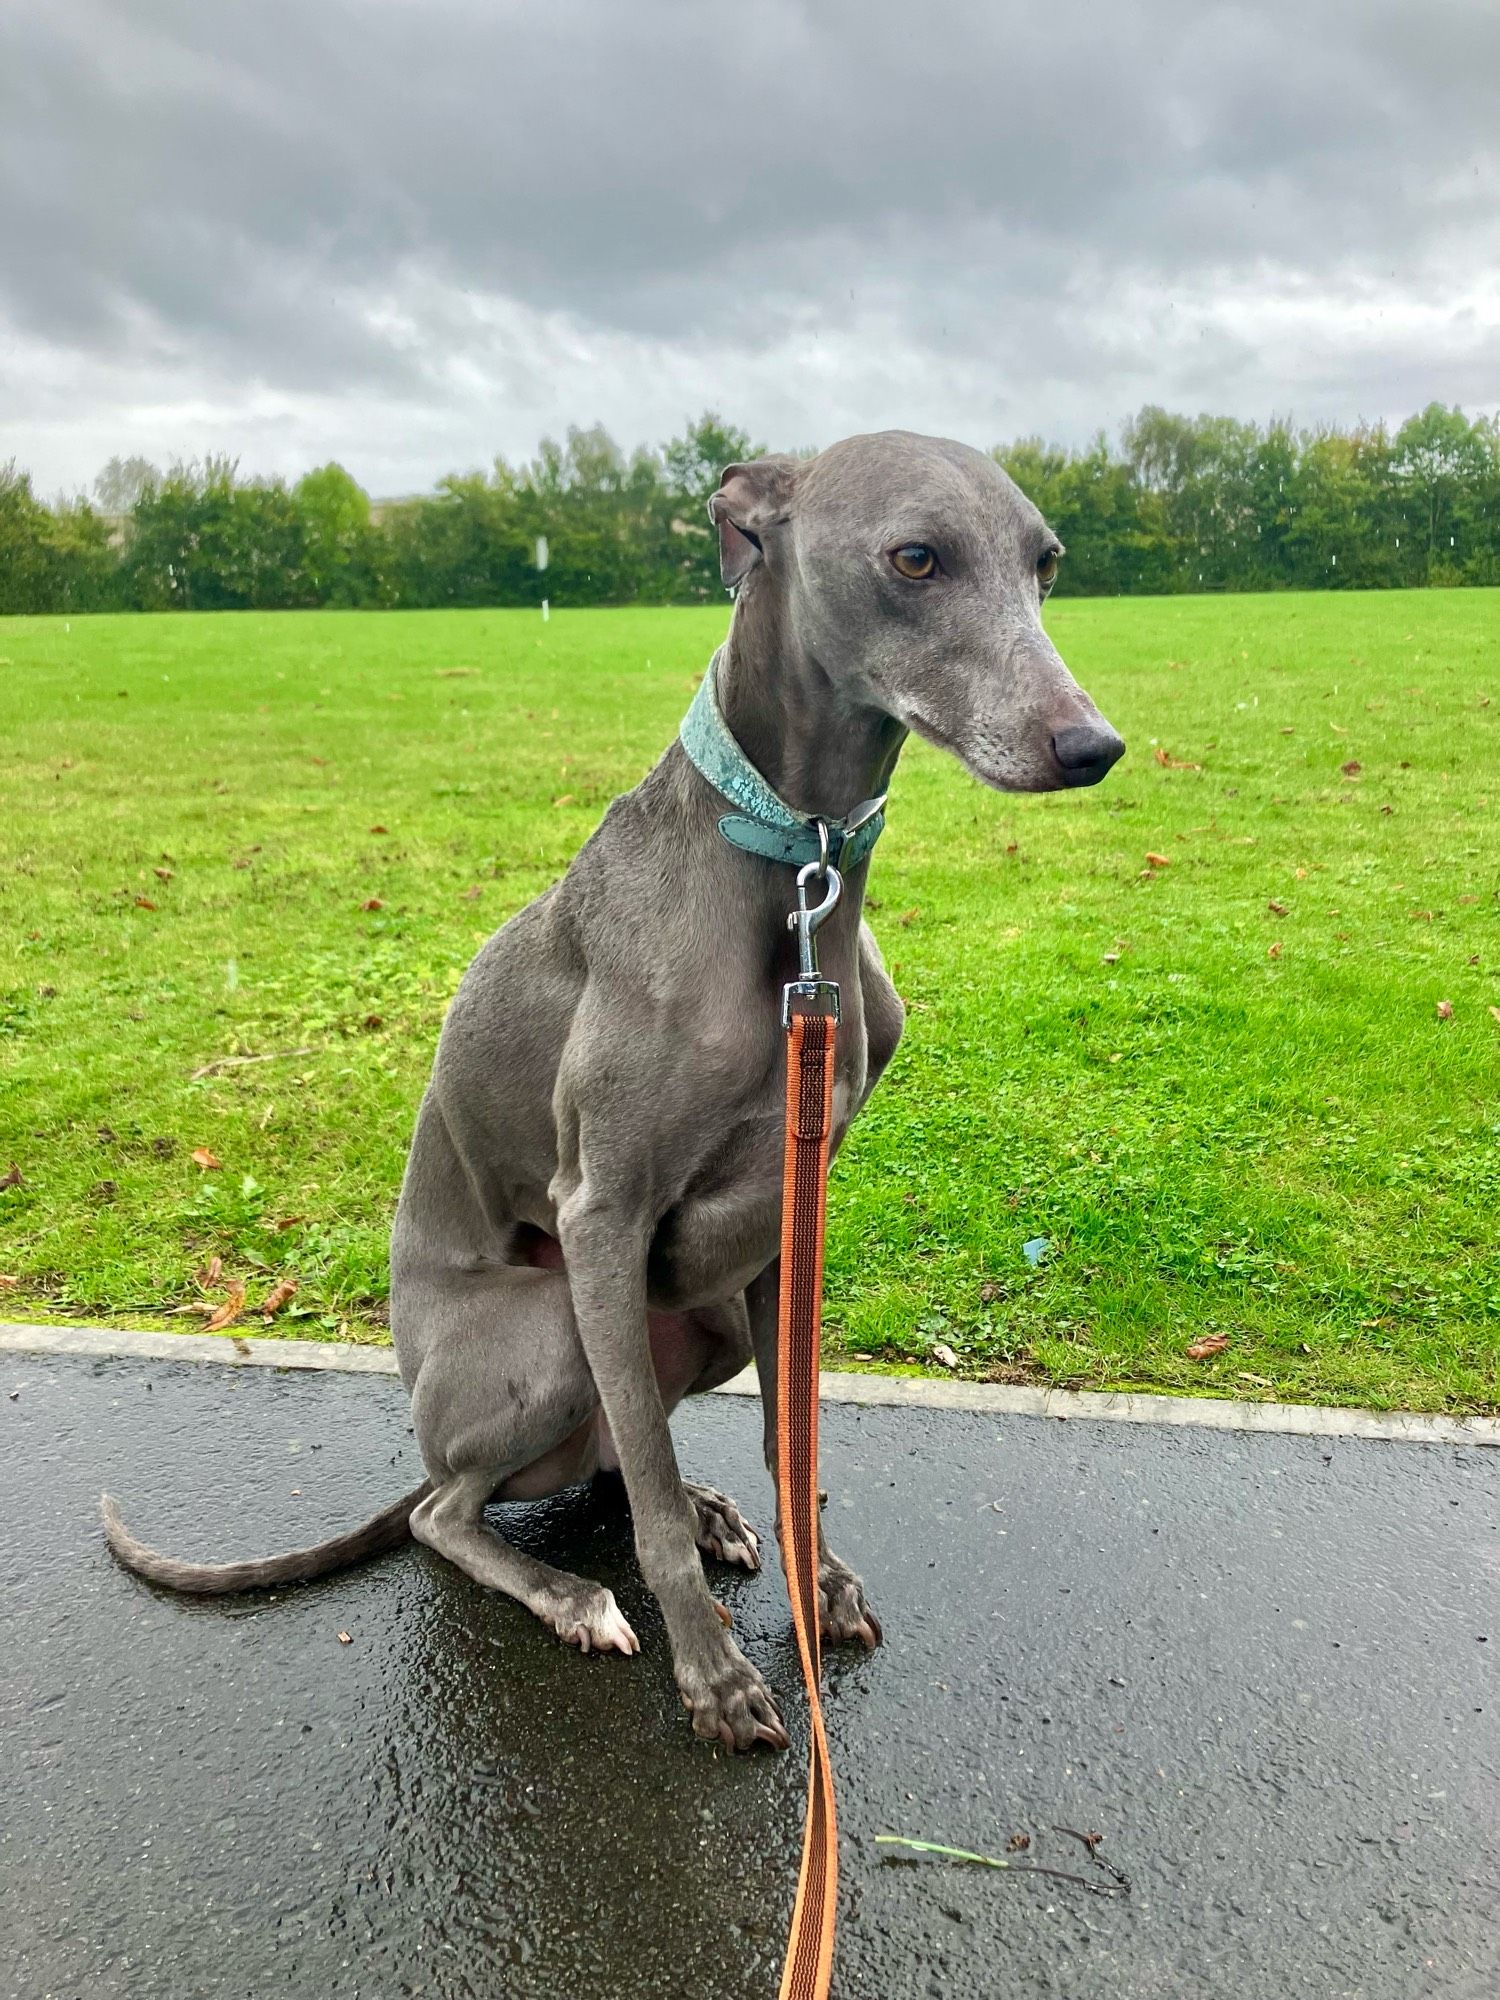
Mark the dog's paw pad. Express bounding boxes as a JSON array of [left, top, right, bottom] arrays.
[[684, 1483, 761, 1572], [549, 1586, 638, 1656], [819, 1566, 882, 1650], [677, 1643, 787, 1753]]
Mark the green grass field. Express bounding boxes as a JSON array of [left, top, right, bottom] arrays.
[[2, 594, 1497, 1411]]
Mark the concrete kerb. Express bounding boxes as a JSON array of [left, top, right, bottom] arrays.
[[4, 1319, 1496, 1448]]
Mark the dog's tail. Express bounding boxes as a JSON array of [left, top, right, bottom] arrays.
[[100, 1482, 432, 1595]]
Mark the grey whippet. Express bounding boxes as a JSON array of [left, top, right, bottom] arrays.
[[104, 430, 1125, 1752]]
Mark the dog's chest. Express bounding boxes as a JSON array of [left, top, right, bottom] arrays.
[[649, 1023, 867, 1307]]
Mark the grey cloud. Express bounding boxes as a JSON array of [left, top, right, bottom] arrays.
[[1, 0, 1496, 493]]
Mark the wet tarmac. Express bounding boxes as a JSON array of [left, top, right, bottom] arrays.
[[2, 1349, 1495, 1999]]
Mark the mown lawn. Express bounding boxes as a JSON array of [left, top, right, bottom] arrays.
[[1, 594, 1496, 1411]]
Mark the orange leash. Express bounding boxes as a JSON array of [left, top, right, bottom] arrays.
[[775, 857, 844, 2000]]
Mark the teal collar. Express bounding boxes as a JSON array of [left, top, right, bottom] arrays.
[[678, 651, 887, 871]]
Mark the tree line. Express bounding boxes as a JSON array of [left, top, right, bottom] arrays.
[[3, 404, 1498, 617]]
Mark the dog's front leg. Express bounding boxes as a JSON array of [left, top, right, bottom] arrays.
[[746, 1262, 882, 1649], [555, 1192, 788, 1751]]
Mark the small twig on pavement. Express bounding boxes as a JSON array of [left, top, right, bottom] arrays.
[[874, 1834, 1128, 1898], [1051, 1825, 1132, 1892]]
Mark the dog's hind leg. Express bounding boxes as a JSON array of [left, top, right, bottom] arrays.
[[401, 1262, 637, 1652], [410, 1470, 638, 1654]]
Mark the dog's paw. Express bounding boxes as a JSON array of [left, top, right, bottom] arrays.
[[541, 1582, 639, 1657], [676, 1639, 787, 1752], [683, 1481, 761, 1572], [819, 1558, 882, 1650]]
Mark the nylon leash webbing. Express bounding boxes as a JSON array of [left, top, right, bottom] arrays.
[[776, 1004, 838, 2000]]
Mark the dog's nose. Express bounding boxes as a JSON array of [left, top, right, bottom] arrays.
[[1052, 720, 1126, 787]]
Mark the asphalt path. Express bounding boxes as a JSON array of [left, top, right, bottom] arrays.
[[3, 1347, 1495, 1999]]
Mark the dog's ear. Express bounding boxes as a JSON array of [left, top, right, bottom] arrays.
[[708, 456, 800, 589]]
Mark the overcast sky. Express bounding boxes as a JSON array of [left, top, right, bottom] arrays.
[[3, 0, 1497, 499]]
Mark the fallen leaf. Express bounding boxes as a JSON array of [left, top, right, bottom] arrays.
[[1435, 999, 1453, 1020], [369, 824, 388, 834], [897, 907, 922, 926], [0, 1163, 23, 1189], [1185, 1334, 1230, 1360], [551, 794, 575, 808], [1489, 1007, 1500, 1026], [272, 1215, 306, 1231], [261, 1278, 298, 1318], [153, 867, 174, 883], [932, 1342, 959, 1370], [191, 1147, 223, 1170], [1341, 760, 1362, 778], [1153, 747, 1202, 771], [979, 1281, 1002, 1304], [204, 1282, 247, 1333], [337, 1630, 353, 1645], [1267, 900, 1288, 916], [0, 1275, 17, 1289], [310, 755, 328, 767], [134, 895, 158, 910], [360, 897, 383, 912], [1102, 951, 1120, 964], [1267, 941, 1282, 959], [362, 1013, 383, 1030], [1145, 852, 1171, 869], [461, 885, 482, 900], [196, 1255, 223, 1289]]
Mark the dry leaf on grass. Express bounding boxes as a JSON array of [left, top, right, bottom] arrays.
[[931, 1343, 959, 1370], [191, 1147, 222, 1170], [1, 1163, 24, 1189], [1340, 760, 1362, 778], [1152, 747, 1202, 771], [369, 824, 387, 834], [272, 1215, 305, 1231], [1145, 852, 1171, 869], [1185, 1334, 1230, 1360], [196, 1255, 223, 1289], [1489, 1006, 1500, 1026], [134, 895, 157, 910], [1435, 999, 1454, 1019], [153, 867, 174, 883], [204, 1282, 247, 1333], [0, 1275, 18, 1289], [261, 1278, 298, 1319], [1267, 941, 1283, 960], [360, 897, 383, 912], [1267, 900, 1288, 916]]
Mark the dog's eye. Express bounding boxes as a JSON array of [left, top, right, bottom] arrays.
[[1037, 547, 1061, 587], [890, 544, 937, 580]]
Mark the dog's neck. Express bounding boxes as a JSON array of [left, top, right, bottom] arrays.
[[715, 580, 907, 823]]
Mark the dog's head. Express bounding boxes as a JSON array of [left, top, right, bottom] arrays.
[[709, 430, 1124, 792]]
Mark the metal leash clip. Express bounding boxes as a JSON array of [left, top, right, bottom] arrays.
[[783, 831, 842, 1027]]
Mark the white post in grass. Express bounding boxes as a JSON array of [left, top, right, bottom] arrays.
[[536, 535, 549, 622]]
